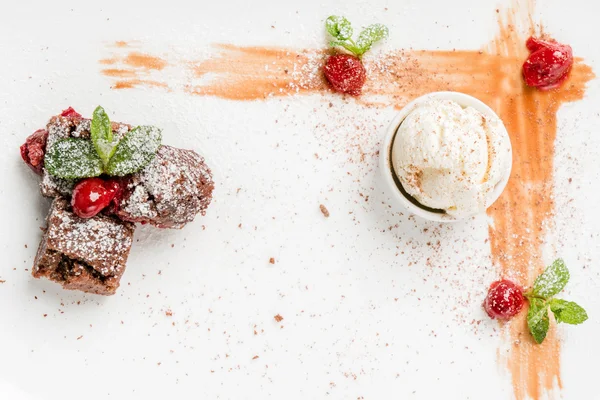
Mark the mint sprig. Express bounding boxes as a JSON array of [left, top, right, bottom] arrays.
[[91, 106, 119, 166], [325, 16, 388, 57], [524, 259, 588, 344], [44, 106, 162, 179]]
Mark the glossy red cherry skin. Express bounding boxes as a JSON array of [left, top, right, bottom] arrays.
[[323, 54, 367, 96], [483, 279, 525, 320], [522, 37, 573, 90], [71, 178, 120, 219], [103, 178, 126, 214]]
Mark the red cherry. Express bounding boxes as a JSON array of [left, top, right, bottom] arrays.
[[522, 36, 573, 90], [323, 54, 367, 96], [60, 107, 82, 118], [71, 178, 119, 219], [484, 280, 525, 320], [103, 178, 125, 214], [525, 36, 546, 53], [20, 129, 49, 174]]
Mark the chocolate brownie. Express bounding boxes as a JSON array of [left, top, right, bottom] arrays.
[[34, 113, 214, 229], [33, 198, 135, 295], [115, 145, 214, 229], [40, 114, 131, 197]]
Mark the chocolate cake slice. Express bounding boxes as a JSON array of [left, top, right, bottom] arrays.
[[23, 110, 214, 230], [33, 198, 135, 295], [115, 145, 214, 229]]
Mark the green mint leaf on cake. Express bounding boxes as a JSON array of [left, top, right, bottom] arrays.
[[326, 16, 353, 40], [91, 106, 119, 166], [44, 106, 162, 179], [356, 24, 389, 55], [106, 125, 162, 176], [527, 298, 550, 344], [44, 139, 103, 179], [532, 259, 570, 299], [549, 299, 588, 325]]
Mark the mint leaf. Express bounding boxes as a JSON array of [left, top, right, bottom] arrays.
[[326, 16, 353, 40], [527, 298, 550, 344], [330, 40, 361, 55], [549, 299, 588, 325], [106, 125, 162, 176], [355, 23, 389, 55], [44, 139, 103, 179], [532, 259, 570, 299], [91, 106, 119, 166]]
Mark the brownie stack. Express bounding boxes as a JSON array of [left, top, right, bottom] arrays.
[[21, 110, 214, 295]]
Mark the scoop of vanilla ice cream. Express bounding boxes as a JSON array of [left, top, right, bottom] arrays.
[[391, 99, 511, 218]]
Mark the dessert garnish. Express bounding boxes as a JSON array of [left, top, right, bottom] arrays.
[[45, 106, 162, 179], [391, 99, 511, 218], [484, 259, 588, 344], [323, 16, 388, 95], [20, 129, 48, 174], [522, 36, 573, 90], [484, 280, 524, 320], [21, 107, 214, 295], [60, 107, 82, 118], [71, 177, 121, 219], [524, 259, 587, 343]]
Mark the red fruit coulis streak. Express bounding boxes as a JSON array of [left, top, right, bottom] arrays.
[[522, 36, 573, 90]]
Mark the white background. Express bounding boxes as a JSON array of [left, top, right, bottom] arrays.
[[1, 1, 599, 399]]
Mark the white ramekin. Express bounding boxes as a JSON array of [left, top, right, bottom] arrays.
[[379, 91, 512, 222]]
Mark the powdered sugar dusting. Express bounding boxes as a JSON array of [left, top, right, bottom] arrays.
[[41, 170, 74, 197], [107, 125, 162, 176], [41, 114, 132, 197], [44, 198, 134, 277], [118, 145, 214, 229]]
